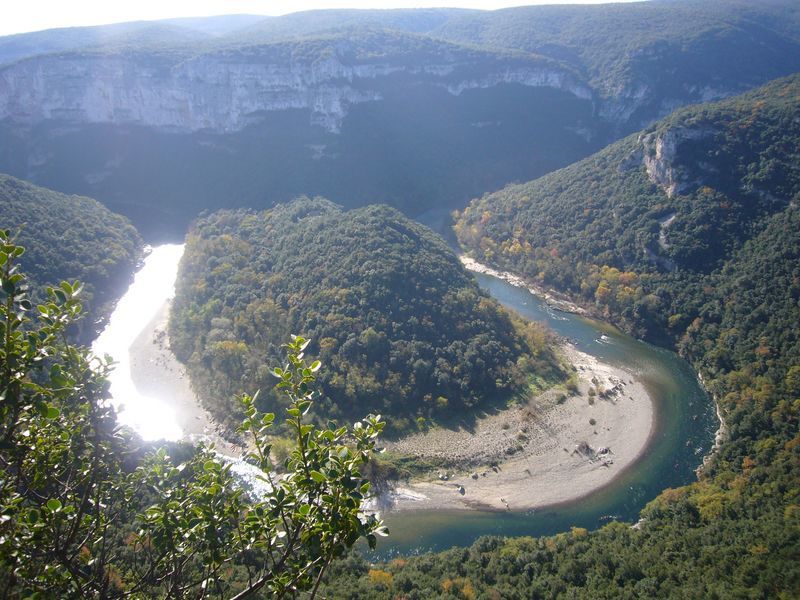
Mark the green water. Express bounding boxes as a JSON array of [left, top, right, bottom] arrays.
[[375, 270, 717, 558]]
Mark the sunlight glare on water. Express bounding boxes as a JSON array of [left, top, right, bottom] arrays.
[[92, 244, 185, 441]]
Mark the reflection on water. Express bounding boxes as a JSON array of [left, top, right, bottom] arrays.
[[92, 244, 185, 441]]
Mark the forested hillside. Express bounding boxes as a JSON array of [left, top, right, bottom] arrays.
[[0, 173, 142, 337], [455, 74, 800, 339], [0, 1, 797, 238], [434, 0, 800, 129], [170, 198, 564, 432], [352, 74, 800, 598]]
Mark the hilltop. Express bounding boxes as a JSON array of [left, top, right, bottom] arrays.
[[169, 198, 565, 432]]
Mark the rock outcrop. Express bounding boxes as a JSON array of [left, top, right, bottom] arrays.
[[640, 127, 715, 197]]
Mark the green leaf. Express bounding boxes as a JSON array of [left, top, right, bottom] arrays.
[[46, 498, 62, 512], [49, 364, 69, 388], [309, 470, 326, 484]]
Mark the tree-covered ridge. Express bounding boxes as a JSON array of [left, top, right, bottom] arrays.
[[433, 0, 800, 126], [231, 8, 474, 43], [0, 9, 473, 66], [0, 173, 142, 338], [170, 198, 564, 432], [218, 27, 559, 72], [7, 25, 561, 76], [455, 74, 800, 338]]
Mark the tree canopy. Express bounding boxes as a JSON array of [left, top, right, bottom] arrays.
[[170, 198, 565, 433], [455, 74, 800, 340], [0, 173, 142, 340]]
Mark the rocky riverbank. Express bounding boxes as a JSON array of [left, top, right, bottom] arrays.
[[459, 256, 587, 315]]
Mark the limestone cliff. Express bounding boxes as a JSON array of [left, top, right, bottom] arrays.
[[0, 48, 592, 134]]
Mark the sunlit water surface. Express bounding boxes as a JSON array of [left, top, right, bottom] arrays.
[[92, 244, 185, 441]]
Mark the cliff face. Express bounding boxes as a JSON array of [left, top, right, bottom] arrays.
[[443, 67, 592, 101], [0, 51, 592, 134], [640, 127, 715, 197]]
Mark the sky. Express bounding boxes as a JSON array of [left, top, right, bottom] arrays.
[[0, 0, 643, 37]]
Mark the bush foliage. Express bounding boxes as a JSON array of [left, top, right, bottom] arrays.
[[0, 232, 385, 598]]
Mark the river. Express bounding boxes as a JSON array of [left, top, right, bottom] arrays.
[[94, 243, 717, 557], [92, 245, 186, 441]]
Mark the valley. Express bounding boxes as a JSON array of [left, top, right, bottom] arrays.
[[2, 1, 798, 240], [1, 1, 798, 597]]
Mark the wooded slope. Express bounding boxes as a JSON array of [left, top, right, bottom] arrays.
[[0, 173, 142, 338], [170, 198, 564, 432]]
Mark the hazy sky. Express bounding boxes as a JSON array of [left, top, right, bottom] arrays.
[[0, 1, 643, 37]]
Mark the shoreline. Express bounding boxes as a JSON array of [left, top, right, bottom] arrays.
[[459, 255, 587, 315], [695, 372, 727, 476], [376, 344, 654, 512], [459, 254, 720, 483]]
